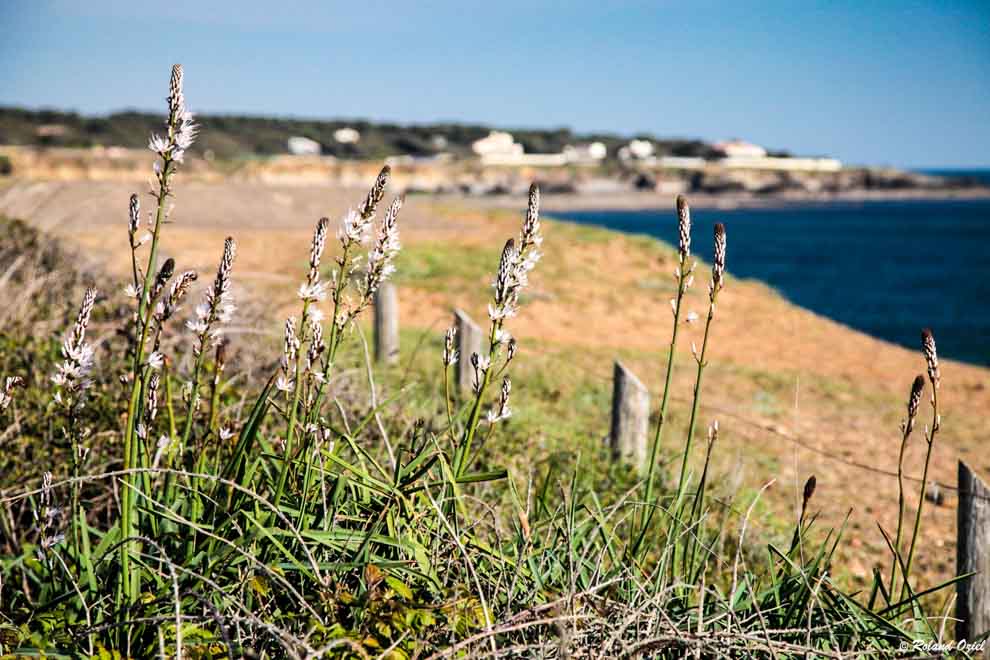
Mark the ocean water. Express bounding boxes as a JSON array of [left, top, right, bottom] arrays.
[[920, 168, 990, 187], [551, 200, 990, 366]]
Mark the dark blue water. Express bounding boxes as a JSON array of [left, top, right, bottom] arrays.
[[552, 200, 990, 366], [920, 169, 990, 187]]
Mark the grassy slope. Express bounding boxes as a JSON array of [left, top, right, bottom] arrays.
[[4, 178, 987, 596]]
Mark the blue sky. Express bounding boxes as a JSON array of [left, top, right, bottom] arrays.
[[2, 1, 988, 168]]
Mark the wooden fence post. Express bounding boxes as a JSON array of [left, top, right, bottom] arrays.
[[374, 282, 399, 365], [957, 461, 990, 641], [454, 309, 483, 395], [610, 361, 650, 470]]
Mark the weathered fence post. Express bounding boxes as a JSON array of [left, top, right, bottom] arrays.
[[454, 309, 482, 395], [374, 282, 399, 365], [957, 461, 990, 641], [610, 361, 650, 470]]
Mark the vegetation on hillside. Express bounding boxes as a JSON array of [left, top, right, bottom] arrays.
[[0, 106, 721, 162], [0, 66, 969, 658]]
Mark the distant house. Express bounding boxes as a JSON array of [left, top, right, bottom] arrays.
[[334, 127, 361, 144], [563, 142, 607, 165], [36, 124, 69, 138], [287, 136, 321, 156], [471, 131, 524, 158], [471, 130, 603, 167], [618, 139, 655, 161], [657, 156, 707, 170], [713, 139, 767, 159], [720, 156, 842, 172]]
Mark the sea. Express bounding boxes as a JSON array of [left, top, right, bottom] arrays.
[[550, 187, 990, 367]]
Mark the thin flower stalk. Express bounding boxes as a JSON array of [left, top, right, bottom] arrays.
[[181, 237, 236, 449], [455, 184, 541, 479], [890, 374, 925, 594], [675, 222, 725, 501], [902, 329, 941, 599], [683, 419, 718, 579], [274, 315, 305, 507], [152, 269, 198, 352], [135, 65, 196, 365], [441, 326, 459, 444], [306, 167, 393, 424], [52, 287, 98, 412], [208, 340, 228, 433], [52, 287, 98, 557], [644, 195, 696, 507], [126, 194, 144, 292], [276, 213, 335, 507], [783, 474, 818, 566], [668, 223, 724, 580], [121, 65, 196, 610]]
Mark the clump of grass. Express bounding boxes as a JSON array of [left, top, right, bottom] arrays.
[[0, 65, 968, 658]]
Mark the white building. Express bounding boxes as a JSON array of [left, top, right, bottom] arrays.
[[471, 131, 524, 157], [618, 139, 655, 162], [471, 131, 608, 167], [720, 156, 842, 172], [334, 127, 361, 144], [713, 139, 767, 159], [657, 156, 707, 170], [563, 141, 607, 165], [287, 136, 321, 156]]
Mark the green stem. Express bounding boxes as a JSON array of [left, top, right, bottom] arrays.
[[304, 247, 353, 427], [675, 297, 716, 500], [644, 255, 688, 506], [443, 364, 456, 445], [180, 354, 207, 452], [164, 364, 177, 439], [209, 361, 222, 433], [684, 437, 715, 579], [119, 374, 142, 608], [670, 293, 717, 585], [901, 388, 938, 600], [454, 321, 500, 477], [119, 156, 172, 614], [889, 426, 911, 595], [274, 302, 310, 508]]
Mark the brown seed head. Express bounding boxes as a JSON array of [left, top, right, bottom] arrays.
[[905, 374, 925, 435], [128, 194, 140, 235], [214, 237, 236, 299], [215, 338, 228, 371], [151, 258, 175, 300], [168, 64, 184, 116], [802, 475, 817, 509], [676, 195, 691, 260], [711, 222, 726, 298], [308, 217, 329, 285], [522, 183, 541, 249], [158, 269, 198, 323], [494, 238, 518, 307], [69, 288, 98, 351], [359, 165, 391, 219], [921, 328, 939, 387]]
